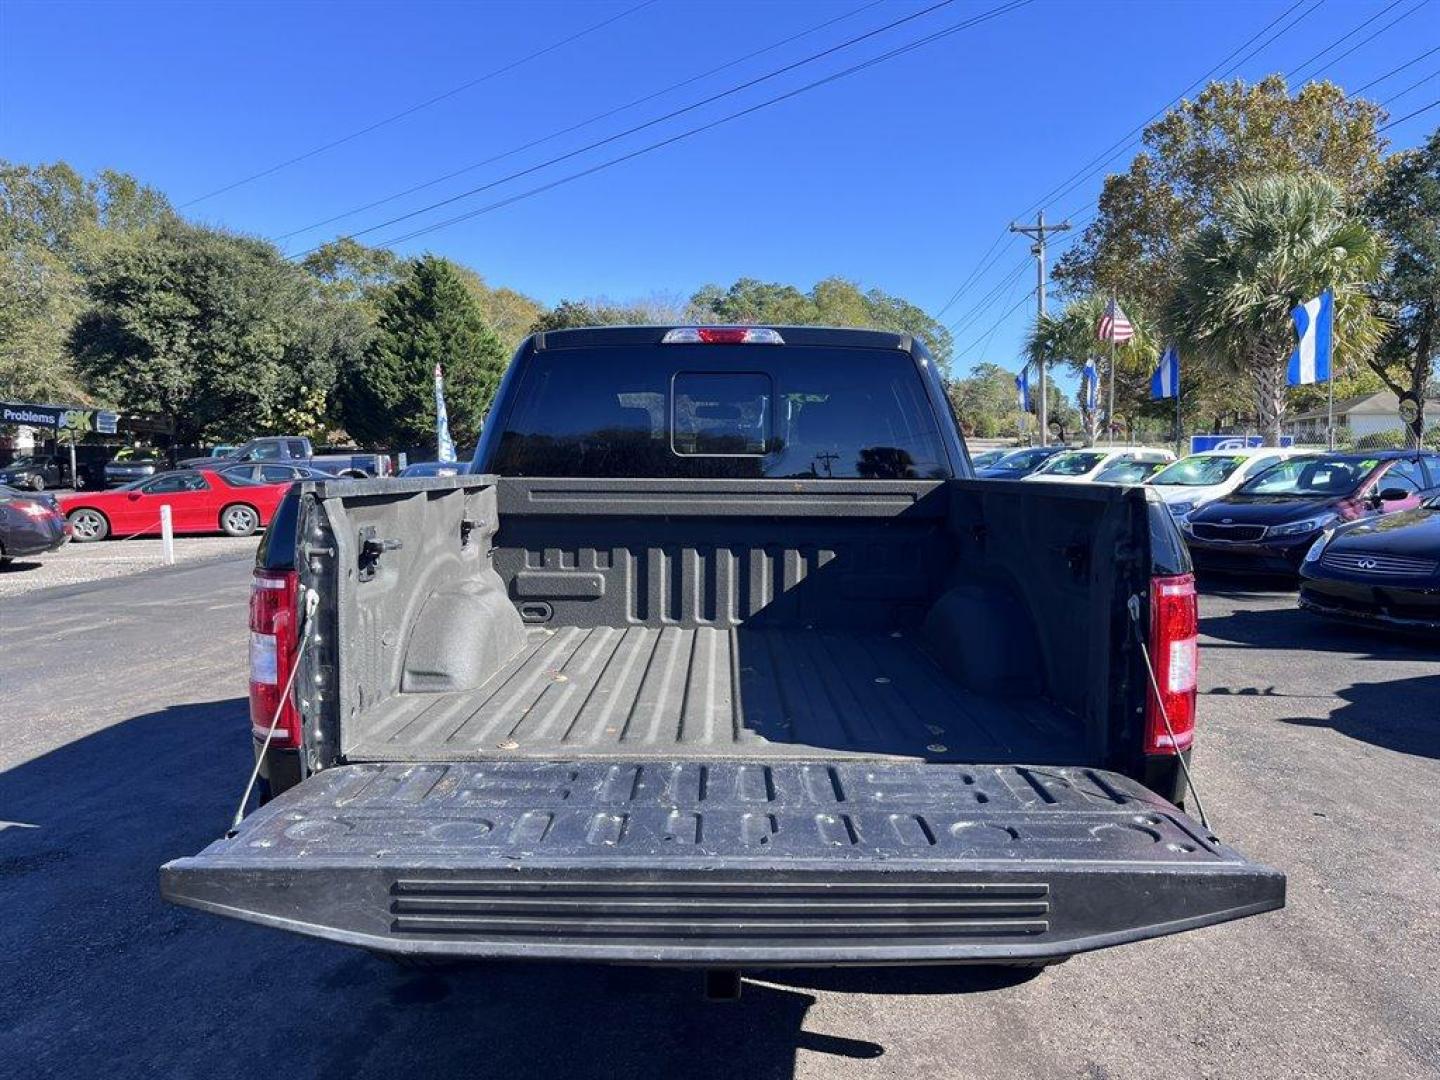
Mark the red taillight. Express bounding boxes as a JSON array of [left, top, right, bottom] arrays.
[[661, 326, 785, 345], [249, 567, 302, 748], [1146, 572, 1197, 754]]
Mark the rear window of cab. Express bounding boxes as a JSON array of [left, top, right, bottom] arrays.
[[489, 346, 951, 480]]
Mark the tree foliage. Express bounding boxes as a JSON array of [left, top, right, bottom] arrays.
[[530, 295, 686, 333], [1364, 126, 1440, 443], [1054, 78, 1385, 317], [1, 161, 173, 401], [1166, 174, 1384, 445], [338, 255, 507, 451], [70, 219, 356, 442], [688, 276, 955, 372]]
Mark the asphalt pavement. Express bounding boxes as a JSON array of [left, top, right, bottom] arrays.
[[0, 534, 259, 599], [0, 558, 1436, 1079]]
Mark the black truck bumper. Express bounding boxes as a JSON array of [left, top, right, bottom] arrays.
[[161, 761, 1283, 966]]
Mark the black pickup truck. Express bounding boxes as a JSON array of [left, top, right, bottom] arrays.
[[162, 326, 1283, 971]]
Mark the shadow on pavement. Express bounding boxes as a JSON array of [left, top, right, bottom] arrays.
[[1201, 600, 1437, 661], [1196, 571, 1298, 597], [0, 558, 43, 573], [0, 698, 1031, 1079], [1273, 673, 1440, 761]]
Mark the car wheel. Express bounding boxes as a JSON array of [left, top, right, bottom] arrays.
[[340, 469, 367, 479], [28, 476, 45, 492], [67, 508, 110, 542], [220, 503, 260, 537]]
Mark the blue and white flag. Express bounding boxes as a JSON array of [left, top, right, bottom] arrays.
[[1015, 368, 1030, 412], [1082, 358, 1099, 411], [434, 363, 457, 463], [1150, 345, 1180, 400], [1286, 290, 1334, 386]]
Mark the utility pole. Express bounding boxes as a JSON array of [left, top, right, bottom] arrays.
[[1009, 211, 1070, 444]]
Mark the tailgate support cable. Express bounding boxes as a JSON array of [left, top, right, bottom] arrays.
[[1128, 595, 1212, 833], [228, 587, 320, 837]]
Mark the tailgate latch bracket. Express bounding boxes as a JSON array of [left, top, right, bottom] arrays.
[[357, 526, 403, 582]]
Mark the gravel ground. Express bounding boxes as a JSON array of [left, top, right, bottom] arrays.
[[0, 564, 1436, 1079], [0, 535, 258, 598]]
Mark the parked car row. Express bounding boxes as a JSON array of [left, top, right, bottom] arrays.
[[1178, 450, 1439, 575], [980, 442, 1440, 634]]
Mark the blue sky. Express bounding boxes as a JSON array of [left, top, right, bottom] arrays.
[[3, 0, 1438, 390]]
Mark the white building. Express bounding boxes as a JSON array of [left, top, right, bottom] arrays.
[[1282, 390, 1440, 441]]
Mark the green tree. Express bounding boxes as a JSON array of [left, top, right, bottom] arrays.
[[1167, 175, 1384, 445], [1365, 126, 1440, 445], [946, 362, 1024, 437], [69, 220, 353, 442], [1, 161, 173, 400], [687, 276, 954, 371], [339, 255, 507, 450], [1054, 78, 1385, 320], [529, 296, 680, 333], [300, 237, 404, 311]]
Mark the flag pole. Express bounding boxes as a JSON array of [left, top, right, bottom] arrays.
[[1176, 370, 1183, 457], [1326, 366, 1334, 450], [1107, 295, 1117, 447]]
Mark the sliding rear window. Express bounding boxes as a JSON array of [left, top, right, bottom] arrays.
[[489, 345, 951, 479]]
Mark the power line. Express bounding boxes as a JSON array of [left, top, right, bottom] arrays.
[[930, 0, 1317, 322], [292, 0, 975, 253], [954, 283, 1038, 360], [1029, 0, 1322, 219], [1284, 0, 1417, 83], [312, 0, 1039, 254], [180, 0, 661, 208], [1352, 43, 1440, 93], [935, 232, 1013, 317], [291, 0, 968, 253], [274, 0, 889, 242], [1379, 95, 1440, 129], [1380, 66, 1440, 105], [946, 257, 1031, 337], [943, 0, 1428, 343]]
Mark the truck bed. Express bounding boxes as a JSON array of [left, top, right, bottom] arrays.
[[350, 625, 1087, 764]]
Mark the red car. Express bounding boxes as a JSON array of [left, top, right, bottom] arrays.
[[60, 469, 288, 542]]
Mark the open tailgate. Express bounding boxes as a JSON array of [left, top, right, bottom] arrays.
[[162, 760, 1283, 965]]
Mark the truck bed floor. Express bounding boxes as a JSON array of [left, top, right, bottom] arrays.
[[350, 626, 1088, 765]]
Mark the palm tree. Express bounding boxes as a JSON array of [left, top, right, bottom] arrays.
[[1167, 174, 1383, 446], [1027, 295, 1157, 445]]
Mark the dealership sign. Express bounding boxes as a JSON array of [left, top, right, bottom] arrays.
[[1190, 434, 1295, 452], [2, 402, 119, 434]]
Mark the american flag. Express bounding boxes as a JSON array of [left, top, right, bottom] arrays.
[[1097, 298, 1134, 343]]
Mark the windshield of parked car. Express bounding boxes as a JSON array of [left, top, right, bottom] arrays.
[[5, 456, 42, 468], [489, 346, 951, 479], [970, 449, 1006, 469], [1238, 457, 1374, 497], [113, 447, 163, 462], [1033, 451, 1107, 476], [1149, 454, 1247, 487], [1096, 460, 1161, 484], [986, 447, 1055, 473], [218, 472, 265, 488]]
